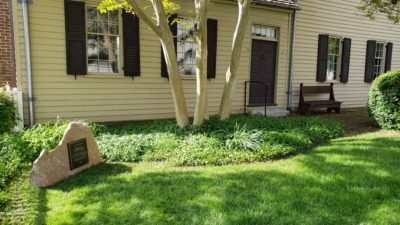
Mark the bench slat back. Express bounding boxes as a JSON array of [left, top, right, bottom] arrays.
[[302, 85, 331, 95]]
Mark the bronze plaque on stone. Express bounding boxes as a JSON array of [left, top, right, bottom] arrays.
[[67, 138, 89, 170]]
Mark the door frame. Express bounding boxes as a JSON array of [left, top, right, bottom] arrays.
[[248, 24, 280, 106]]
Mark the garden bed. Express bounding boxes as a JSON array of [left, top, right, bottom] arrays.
[[0, 115, 345, 210]]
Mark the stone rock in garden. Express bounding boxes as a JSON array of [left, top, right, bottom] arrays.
[[29, 122, 102, 188]]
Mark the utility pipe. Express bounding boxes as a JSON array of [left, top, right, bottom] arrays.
[[287, 9, 297, 112], [22, 0, 34, 126]]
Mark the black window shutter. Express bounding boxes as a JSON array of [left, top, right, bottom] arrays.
[[122, 10, 140, 76], [65, 0, 87, 75], [207, 19, 218, 79], [316, 34, 328, 82], [340, 38, 351, 83], [161, 14, 178, 78], [364, 40, 376, 83], [385, 42, 393, 72]]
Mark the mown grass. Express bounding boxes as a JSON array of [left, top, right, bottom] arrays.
[[2, 131, 399, 225]]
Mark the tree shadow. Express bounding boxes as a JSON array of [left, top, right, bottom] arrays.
[[33, 188, 48, 225]]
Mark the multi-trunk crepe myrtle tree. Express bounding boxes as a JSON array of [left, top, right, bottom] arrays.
[[99, 0, 250, 127], [358, 0, 400, 23]]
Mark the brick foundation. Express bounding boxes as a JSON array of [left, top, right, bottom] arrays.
[[0, 0, 16, 87]]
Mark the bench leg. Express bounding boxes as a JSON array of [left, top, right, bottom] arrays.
[[305, 106, 312, 115], [327, 108, 334, 113], [335, 107, 341, 114]]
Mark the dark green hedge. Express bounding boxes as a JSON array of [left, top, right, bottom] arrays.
[[368, 71, 400, 130], [0, 92, 16, 134]]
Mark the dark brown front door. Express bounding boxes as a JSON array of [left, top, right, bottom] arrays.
[[249, 39, 277, 105]]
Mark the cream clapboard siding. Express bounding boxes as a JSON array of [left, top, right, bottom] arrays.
[[13, 0, 291, 124], [293, 0, 400, 109]]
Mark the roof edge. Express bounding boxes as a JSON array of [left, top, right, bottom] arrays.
[[251, 0, 301, 10]]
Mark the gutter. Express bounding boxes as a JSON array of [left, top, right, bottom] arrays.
[[287, 7, 297, 112], [252, 1, 300, 10], [22, 0, 34, 126]]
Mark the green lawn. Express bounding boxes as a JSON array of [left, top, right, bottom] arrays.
[[3, 130, 400, 225]]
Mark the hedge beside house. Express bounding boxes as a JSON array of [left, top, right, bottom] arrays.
[[368, 71, 400, 130], [0, 92, 16, 134]]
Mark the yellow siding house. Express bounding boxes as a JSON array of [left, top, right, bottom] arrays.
[[10, 0, 400, 125]]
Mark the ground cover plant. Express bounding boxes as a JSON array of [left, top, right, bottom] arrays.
[[368, 70, 400, 130], [96, 116, 345, 165], [2, 130, 399, 225]]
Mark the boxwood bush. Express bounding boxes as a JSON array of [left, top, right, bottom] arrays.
[[0, 92, 17, 134], [368, 71, 400, 130]]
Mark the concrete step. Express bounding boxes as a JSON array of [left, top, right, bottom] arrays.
[[248, 108, 290, 117]]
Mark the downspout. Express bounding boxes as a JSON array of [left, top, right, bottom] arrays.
[[287, 8, 297, 112], [22, 0, 34, 126]]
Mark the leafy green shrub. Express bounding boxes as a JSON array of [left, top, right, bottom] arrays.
[[0, 120, 68, 209], [97, 134, 155, 162], [368, 71, 400, 130], [0, 92, 17, 134]]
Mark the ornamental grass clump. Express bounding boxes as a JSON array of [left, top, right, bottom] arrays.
[[368, 70, 400, 130], [225, 125, 262, 151]]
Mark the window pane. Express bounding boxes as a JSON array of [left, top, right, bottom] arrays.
[[98, 60, 110, 72], [109, 36, 119, 51], [87, 7, 97, 20], [88, 60, 98, 72], [326, 37, 341, 80], [99, 12, 108, 24], [87, 20, 98, 33], [99, 23, 108, 34], [86, 7, 120, 74], [177, 22, 196, 75], [374, 42, 385, 78], [251, 25, 277, 38], [109, 24, 119, 35], [87, 34, 98, 60], [109, 11, 119, 23]]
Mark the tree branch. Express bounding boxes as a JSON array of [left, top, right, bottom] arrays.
[[151, 0, 170, 30], [125, 0, 162, 36]]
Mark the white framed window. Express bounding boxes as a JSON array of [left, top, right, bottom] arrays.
[[326, 36, 342, 81], [177, 20, 196, 75], [373, 42, 386, 79], [86, 6, 121, 74], [251, 25, 277, 39]]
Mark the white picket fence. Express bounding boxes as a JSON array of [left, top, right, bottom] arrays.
[[1, 86, 24, 131]]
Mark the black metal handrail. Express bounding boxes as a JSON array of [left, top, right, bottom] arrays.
[[244, 81, 268, 116]]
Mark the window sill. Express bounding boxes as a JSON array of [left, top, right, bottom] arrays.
[[180, 75, 196, 80], [248, 103, 277, 107], [85, 74, 126, 79], [325, 79, 343, 84]]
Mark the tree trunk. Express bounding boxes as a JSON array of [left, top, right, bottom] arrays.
[[219, 0, 250, 120], [124, 0, 190, 127], [160, 32, 190, 128], [193, 0, 211, 126]]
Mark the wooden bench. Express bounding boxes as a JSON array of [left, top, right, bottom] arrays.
[[298, 83, 342, 115]]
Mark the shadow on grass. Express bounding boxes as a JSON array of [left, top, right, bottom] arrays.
[[40, 135, 399, 225]]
